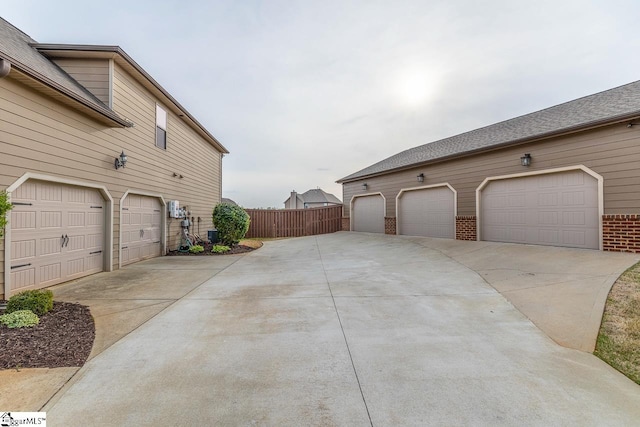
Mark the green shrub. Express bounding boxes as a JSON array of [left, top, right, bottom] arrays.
[[189, 245, 204, 254], [0, 310, 40, 328], [6, 289, 54, 316], [212, 203, 250, 246], [212, 244, 231, 254], [0, 190, 12, 238]]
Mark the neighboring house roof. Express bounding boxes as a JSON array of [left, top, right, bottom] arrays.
[[300, 188, 342, 204], [0, 18, 228, 154], [338, 80, 640, 183], [221, 198, 238, 206], [284, 188, 342, 205]]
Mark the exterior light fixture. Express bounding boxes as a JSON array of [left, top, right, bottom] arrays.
[[362, 183, 368, 190], [115, 150, 128, 169], [520, 153, 531, 167], [417, 173, 425, 183]]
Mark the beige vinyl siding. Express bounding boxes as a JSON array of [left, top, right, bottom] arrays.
[[0, 65, 222, 297], [111, 64, 221, 252], [52, 59, 111, 107], [342, 124, 640, 218]]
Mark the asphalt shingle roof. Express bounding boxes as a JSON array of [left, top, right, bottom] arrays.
[[300, 189, 342, 204], [338, 80, 640, 182], [0, 17, 111, 111]]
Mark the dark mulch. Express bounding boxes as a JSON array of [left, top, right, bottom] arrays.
[[0, 301, 95, 370], [167, 242, 256, 256]]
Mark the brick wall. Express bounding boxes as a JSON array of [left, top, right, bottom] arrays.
[[603, 214, 640, 253], [342, 217, 350, 231], [456, 216, 477, 241], [385, 217, 396, 235]]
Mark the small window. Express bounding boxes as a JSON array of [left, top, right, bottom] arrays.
[[156, 105, 167, 149]]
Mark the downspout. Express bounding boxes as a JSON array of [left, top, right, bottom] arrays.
[[0, 59, 11, 78]]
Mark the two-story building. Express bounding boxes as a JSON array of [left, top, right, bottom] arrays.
[[0, 18, 228, 299]]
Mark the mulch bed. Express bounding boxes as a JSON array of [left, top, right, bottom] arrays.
[[0, 301, 95, 370], [167, 242, 256, 256]]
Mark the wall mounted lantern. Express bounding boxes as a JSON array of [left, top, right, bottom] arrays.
[[417, 173, 425, 183], [520, 153, 531, 167], [115, 150, 128, 170], [362, 183, 368, 190]]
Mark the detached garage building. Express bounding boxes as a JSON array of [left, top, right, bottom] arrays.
[[0, 18, 228, 299], [338, 80, 640, 253]]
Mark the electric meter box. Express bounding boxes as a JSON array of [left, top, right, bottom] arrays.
[[168, 200, 180, 218]]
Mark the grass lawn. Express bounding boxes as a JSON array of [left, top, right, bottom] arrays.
[[595, 261, 640, 385]]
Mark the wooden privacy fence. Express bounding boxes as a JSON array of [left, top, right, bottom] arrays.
[[245, 205, 343, 238]]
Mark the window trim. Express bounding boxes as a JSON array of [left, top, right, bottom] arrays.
[[155, 104, 167, 150]]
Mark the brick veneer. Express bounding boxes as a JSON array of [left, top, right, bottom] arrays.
[[385, 217, 397, 235], [603, 214, 640, 253], [456, 216, 477, 241], [342, 217, 350, 231]]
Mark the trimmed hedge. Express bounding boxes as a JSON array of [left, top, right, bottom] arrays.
[[6, 289, 54, 316], [212, 203, 250, 246]]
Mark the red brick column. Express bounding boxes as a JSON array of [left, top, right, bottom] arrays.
[[603, 214, 640, 253], [385, 217, 396, 235], [341, 217, 350, 231], [456, 216, 477, 241]]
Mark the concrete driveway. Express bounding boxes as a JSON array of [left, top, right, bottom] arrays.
[[37, 233, 640, 425]]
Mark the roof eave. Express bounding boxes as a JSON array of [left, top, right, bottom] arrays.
[[337, 112, 640, 184], [34, 44, 229, 154]]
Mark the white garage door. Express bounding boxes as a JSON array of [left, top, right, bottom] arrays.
[[121, 194, 162, 266], [480, 170, 599, 249], [10, 180, 105, 294], [397, 186, 455, 238], [352, 194, 385, 233]]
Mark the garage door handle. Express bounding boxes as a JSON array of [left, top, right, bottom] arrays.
[[140, 229, 145, 237], [63, 234, 69, 247], [61, 235, 65, 247], [90, 250, 103, 255]]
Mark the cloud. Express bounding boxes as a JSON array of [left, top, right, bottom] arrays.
[[4, 0, 640, 208]]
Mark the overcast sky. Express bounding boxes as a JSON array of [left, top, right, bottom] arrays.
[[3, 1, 640, 207]]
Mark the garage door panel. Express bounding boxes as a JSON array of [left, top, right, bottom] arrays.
[[11, 268, 35, 290], [481, 170, 599, 249], [39, 262, 62, 285], [66, 258, 85, 277], [10, 180, 106, 294], [40, 236, 63, 256], [352, 195, 385, 233], [398, 187, 454, 239], [11, 239, 36, 261], [121, 195, 162, 266], [41, 211, 62, 228]]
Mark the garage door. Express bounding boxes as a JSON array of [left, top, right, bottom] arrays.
[[397, 186, 455, 238], [352, 194, 385, 233], [121, 194, 162, 266], [480, 170, 599, 249], [10, 180, 105, 294]]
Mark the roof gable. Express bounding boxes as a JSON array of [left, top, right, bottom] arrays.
[[0, 17, 129, 127]]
